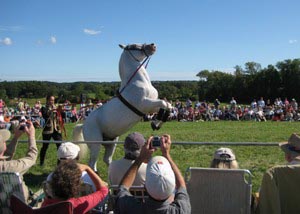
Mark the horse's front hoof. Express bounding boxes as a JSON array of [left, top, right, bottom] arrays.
[[151, 120, 161, 130]]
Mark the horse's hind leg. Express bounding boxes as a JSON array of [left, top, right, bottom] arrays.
[[103, 137, 118, 166], [88, 143, 101, 172], [83, 124, 103, 172]]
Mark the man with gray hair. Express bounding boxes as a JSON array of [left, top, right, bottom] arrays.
[[108, 132, 147, 186]]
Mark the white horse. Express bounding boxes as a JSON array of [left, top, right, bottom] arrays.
[[73, 43, 172, 171]]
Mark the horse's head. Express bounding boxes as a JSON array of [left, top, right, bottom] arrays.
[[119, 43, 156, 62]]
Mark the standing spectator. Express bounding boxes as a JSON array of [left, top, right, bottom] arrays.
[[251, 99, 257, 109], [186, 98, 192, 108], [230, 97, 237, 109], [214, 98, 220, 109], [291, 98, 298, 111], [0, 121, 37, 203], [71, 104, 78, 122], [257, 97, 265, 109], [115, 134, 191, 214], [39, 95, 62, 166], [210, 147, 239, 169], [283, 97, 289, 108], [108, 132, 147, 186]]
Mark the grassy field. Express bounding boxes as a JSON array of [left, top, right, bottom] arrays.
[[11, 120, 299, 192]]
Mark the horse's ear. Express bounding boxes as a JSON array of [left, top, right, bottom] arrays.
[[119, 44, 126, 49]]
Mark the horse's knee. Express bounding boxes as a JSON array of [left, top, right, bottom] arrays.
[[103, 144, 116, 166]]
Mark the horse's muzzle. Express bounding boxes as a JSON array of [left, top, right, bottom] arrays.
[[145, 43, 156, 56]]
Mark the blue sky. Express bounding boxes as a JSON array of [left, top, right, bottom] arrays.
[[0, 0, 299, 82]]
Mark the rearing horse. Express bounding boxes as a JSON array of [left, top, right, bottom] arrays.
[[73, 43, 172, 171]]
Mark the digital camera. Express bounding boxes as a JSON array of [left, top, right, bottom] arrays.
[[19, 124, 30, 130], [151, 136, 161, 147], [19, 121, 30, 130]]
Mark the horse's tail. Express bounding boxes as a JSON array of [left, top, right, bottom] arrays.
[[72, 124, 88, 161]]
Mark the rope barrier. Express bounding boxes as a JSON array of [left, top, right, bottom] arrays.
[[8, 140, 280, 146]]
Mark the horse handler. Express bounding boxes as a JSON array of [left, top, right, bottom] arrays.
[[39, 95, 64, 166]]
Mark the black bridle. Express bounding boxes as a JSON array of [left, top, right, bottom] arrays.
[[116, 44, 154, 117], [124, 44, 150, 61], [119, 44, 152, 94]]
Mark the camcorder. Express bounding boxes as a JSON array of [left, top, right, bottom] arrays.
[[151, 136, 161, 147]]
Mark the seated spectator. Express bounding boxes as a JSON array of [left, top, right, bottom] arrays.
[[279, 133, 300, 165], [108, 132, 147, 186], [42, 160, 108, 214], [45, 142, 96, 196], [115, 134, 191, 214], [256, 133, 300, 213], [0, 121, 38, 203], [210, 147, 239, 169]]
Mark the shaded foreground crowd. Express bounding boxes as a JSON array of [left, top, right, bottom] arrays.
[[1, 121, 300, 213]]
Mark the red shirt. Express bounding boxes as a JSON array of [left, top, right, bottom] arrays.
[[42, 187, 108, 214]]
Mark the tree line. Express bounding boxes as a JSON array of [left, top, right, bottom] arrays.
[[197, 58, 300, 103], [0, 58, 299, 104]]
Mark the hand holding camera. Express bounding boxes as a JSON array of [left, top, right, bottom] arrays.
[[19, 122, 30, 131], [17, 120, 35, 137]]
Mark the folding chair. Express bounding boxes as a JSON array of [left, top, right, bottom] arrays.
[[10, 194, 73, 214], [256, 164, 300, 214], [185, 167, 252, 214], [0, 172, 25, 214]]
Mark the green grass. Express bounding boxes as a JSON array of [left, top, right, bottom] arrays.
[[12, 120, 299, 192]]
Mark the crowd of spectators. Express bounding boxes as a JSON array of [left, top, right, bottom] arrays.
[[149, 96, 300, 122], [0, 98, 104, 131], [1, 96, 299, 132], [1, 113, 299, 213]]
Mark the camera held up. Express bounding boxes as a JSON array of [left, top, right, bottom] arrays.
[[151, 136, 161, 147]]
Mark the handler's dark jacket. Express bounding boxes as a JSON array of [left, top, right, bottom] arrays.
[[41, 105, 62, 134]]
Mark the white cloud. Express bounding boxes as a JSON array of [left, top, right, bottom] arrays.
[[289, 39, 298, 44], [36, 40, 43, 45], [83, 28, 101, 35], [50, 36, 57, 44], [0, 37, 13, 45], [0, 25, 23, 32]]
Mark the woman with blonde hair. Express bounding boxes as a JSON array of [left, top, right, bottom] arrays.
[[210, 147, 239, 169]]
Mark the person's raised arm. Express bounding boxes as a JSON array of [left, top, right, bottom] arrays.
[[160, 134, 186, 189], [119, 137, 154, 189], [4, 125, 23, 159], [77, 163, 107, 191], [5, 121, 36, 160]]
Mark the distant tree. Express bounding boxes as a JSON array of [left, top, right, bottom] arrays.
[[234, 65, 243, 76], [244, 62, 262, 75], [277, 59, 300, 99]]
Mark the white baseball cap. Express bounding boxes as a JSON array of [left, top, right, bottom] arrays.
[[57, 142, 80, 160], [213, 147, 236, 161], [145, 156, 175, 201]]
